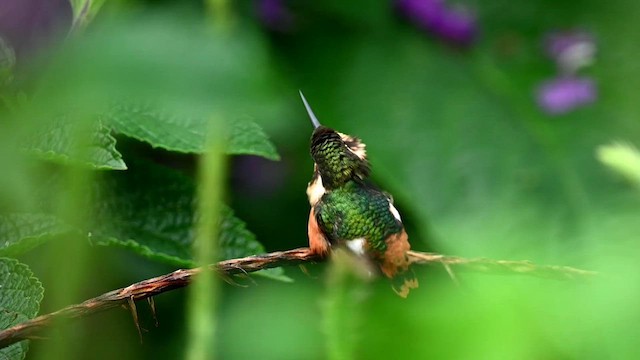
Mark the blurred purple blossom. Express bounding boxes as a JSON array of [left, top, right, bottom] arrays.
[[536, 77, 597, 115], [395, 0, 478, 46], [256, 0, 295, 32], [535, 30, 598, 115], [0, 0, 72, 59], [544, 30, 596, 73]]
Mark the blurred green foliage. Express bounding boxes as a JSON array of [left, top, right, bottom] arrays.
[[0, 0, 639, 359]]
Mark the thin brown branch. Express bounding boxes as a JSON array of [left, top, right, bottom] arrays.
[[406, 251, 598, 280], [0, 247, 595, 350]]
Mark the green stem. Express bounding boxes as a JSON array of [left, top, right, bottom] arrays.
[[323, 250, 366, 360], [205, 0, 234, 31], [185, 115, 227, 360], [34, 114, 94, 360]]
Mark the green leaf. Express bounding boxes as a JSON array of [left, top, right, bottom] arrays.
[[38, 13, 285, 150], [105, 104, 279, 160], [227, 117, 280, 161], [25, 118, 127, 170], [0, 258, 44, 360], [0, 213, 72, 257], [103, 103, 207, 154], [91, 158, 289, 281]]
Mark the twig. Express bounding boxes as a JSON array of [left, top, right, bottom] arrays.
[[0, 247, 595, 349], [406, 251, 598, 280]]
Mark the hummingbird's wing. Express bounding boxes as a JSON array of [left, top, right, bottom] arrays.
[[313, 200, 340, 244]]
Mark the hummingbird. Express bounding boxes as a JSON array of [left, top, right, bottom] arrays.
[[300, 91, 419, 298]]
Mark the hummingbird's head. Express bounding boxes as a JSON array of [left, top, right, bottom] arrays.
[[300, 91, 370, 189]]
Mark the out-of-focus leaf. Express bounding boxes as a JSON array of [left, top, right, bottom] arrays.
[[105, 104, 280, 160], [596, 141, 640, 187], [35, 13, 284, 134], [0, 213, 71, 257], [0, 258, 44, 360], [91, 158, 289, 282], [25, 118, 126, 170]]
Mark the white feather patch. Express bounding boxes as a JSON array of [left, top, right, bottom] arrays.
[[389, 201, 402, 222], [338, 132, 367, 160], [346, 238, 366, 255], [306, 175, 325, 206]]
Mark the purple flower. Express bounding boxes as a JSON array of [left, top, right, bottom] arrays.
[[536, 77, 597, 115], [0, 0, 72, 59], [256, 0, 294, 32], [544, 30, 596, 73], [395, 0, 478, 46]]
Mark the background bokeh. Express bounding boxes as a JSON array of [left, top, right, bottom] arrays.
[[1, 0, 640, 359]]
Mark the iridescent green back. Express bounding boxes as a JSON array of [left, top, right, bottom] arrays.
[[315, 181, 402, 252]]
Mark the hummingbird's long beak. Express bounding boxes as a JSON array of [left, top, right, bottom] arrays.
[[299, 90, 322, 129]]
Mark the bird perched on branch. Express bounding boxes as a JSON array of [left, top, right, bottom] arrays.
[[300, 91, 419, 298]]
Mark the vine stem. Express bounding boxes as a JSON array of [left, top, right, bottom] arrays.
[[0, 247, 596, 349]]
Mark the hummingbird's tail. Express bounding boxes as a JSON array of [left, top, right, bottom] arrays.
[[379, 229, 419, 298]]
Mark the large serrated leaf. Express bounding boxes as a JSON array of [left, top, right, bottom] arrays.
[[0, 258, 44, 360], [37, 13, 285, 159], [90, 158, 289, 281], [0, 213, 72, 257], [25, 118, 126, 170], [104, 103, 280, 160], [227, 117, 280, 160]]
